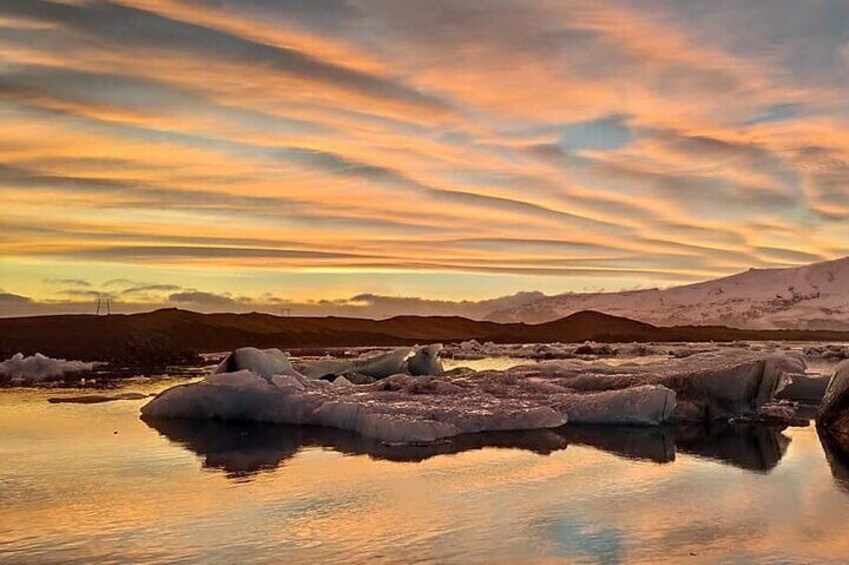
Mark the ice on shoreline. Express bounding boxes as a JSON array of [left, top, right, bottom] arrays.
[[0, 353, 94, 382]]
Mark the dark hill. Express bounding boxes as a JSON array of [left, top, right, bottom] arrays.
[[1, 308, 848, 362]]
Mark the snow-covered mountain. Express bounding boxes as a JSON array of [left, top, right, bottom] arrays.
[[486, 257, 849, 330]]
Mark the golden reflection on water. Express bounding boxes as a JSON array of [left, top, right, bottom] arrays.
[[2, 387, 849, 564]]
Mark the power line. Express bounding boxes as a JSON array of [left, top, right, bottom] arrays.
[[95, 297, 112, 315]]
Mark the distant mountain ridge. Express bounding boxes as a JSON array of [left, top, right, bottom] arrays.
[[2, 308, 849, 362], [486, 257, 849, 330]]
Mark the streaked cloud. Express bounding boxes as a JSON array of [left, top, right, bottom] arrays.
[[0, 0, 846, 312]]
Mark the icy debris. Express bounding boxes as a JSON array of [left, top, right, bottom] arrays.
[[805, 345, 849, 361], [459, 339, 482, 351], [505, 351, 796, 421], [444, 340, 671, 361], [574, 342, 614, 356], [0, 353, 94, 382], [215, 347, 304, 380]]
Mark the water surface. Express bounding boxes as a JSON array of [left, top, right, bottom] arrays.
[[2, 384, 849, 564]]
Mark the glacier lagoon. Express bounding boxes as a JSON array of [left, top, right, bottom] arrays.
[[2, 345, 849, 564]]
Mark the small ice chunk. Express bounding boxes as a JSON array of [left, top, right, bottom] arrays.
[[407, 344, 444, 376], [0, 353, 94, 382], [306, 347, 415, 379], [215, 347, 303, 380]]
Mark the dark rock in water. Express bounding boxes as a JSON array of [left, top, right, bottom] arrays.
[[48, 392, 150, 404], [573, 343, 614, 356], [729, 401, 809, 427], [817, 361, 849, 443], [343, 373, 378, 385], [778, 374, 830, 403]]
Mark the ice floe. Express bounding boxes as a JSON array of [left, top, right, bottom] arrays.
[[0, 353, 94, 382], [142, 346, 815, 443], [142, 370, 570, 443]]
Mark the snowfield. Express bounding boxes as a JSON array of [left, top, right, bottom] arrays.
[[486, 256, 849, 330]]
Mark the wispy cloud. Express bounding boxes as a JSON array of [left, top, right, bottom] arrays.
[[1, 0, 846, 305]]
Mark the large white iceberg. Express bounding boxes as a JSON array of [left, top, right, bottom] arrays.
[[143, 371, 571, 443], [0, 353, 94, 382], [142, 361, 679, 442], [141, 348, 807, 443]]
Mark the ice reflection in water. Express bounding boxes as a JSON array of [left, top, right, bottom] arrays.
[[1, 389, 849, 564]]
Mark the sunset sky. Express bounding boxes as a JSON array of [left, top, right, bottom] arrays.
[[1, 0, 848, 316]]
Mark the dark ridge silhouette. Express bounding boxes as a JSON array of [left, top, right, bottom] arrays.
[[2, 308, 848, 362]]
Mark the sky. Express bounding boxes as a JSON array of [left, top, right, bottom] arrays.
[[1, 0, 848, 317]]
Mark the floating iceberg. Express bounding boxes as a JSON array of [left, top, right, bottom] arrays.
[[142, 371, 570, 443], [142, 356, 679, 442], [0, 353, 94, 382], [140, 348, 808, 443]]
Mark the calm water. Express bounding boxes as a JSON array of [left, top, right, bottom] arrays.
[[2, 383, 849, 564]]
